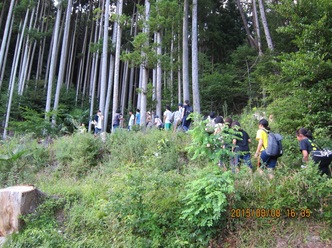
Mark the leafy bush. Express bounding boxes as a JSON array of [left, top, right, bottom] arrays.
[[52, 133, 104, 178], [269, 164, 332, 219], [186, 114, 238, 166], [181, 166, 235, 243], [99, 164, 189, 247], [0, 135, 50, 187], [10, 107, 63, 138]]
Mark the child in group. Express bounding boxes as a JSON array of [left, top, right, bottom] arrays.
[[254, 119, 278, 179], [154, 115, 163, 130], [231, 121, 252, 172], [128, 110, 135, 131], [213, 116, 227, 169], [135, 109, 140, 126], [163, 105, 173, 130], [146, 111, 153, 128], [205, 111, 216, 134], [93, 110, 104, 137], [181, 100, 192, 132], [296, 128, 331, 176], [173, 103, 184, 132], [213, 116, 224, 136]]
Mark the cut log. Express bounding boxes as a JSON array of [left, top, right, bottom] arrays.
[[0, 185, 44, 237]]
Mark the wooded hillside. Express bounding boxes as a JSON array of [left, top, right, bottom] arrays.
[[0, 0, 331, 138]]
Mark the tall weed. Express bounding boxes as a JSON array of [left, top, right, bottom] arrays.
[[52, 133, 104, 178], [181, 166, 235, 243], [0, 135, 50, 187]]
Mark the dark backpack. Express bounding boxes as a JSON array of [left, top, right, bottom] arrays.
[[308, 139, 332, 169], [264, 131, 283, 157], [169, 112, 175, 123], [186, 106, 193, 116]]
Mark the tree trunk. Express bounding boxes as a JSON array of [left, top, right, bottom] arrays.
[[0, 0, 15, 76], [0, 185, 45, 236], [139, 0, 150, 128], [127, 3, 138, 109], [0, 16, 13, 91], [18, 6, 35, 95], [104, 3, 119, 130], [120, 59, 129, 116], [53, 0, 73, 124], [99, 0, 110, 114], [80, 21, 92, 107], [258, 0, 274, 51], [88, 22, 102, 132], [45, 4, 62, 118], [182, 0, 190, 102], [111, 0, 123, 131], [252, 0, 263, 56], [177, 32, 182, 104], [156, 30, 162, 118], [3, 11, 29, 140], [191, 0, 200, 113], [236, 0, 257, 49]]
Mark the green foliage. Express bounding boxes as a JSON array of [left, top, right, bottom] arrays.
[[10, 107, 58, 137], [105, 165, 187, 247], [52, 133, 104, 178], [122, 32, 158, 68], [197, 0, 246, 63], [0, 134, 50, 187], [268, 164, 332, 219], [4, 197, 67, 248], [252, 0, 332, 135], [63, 108, 90, 133], [261, 52, 332, 134], [1, 119, 332, 248], [200, 45, 259, 115], [275, 0, 332, 57], [186, 114, 238, 165], [181, 166, 234, 242]]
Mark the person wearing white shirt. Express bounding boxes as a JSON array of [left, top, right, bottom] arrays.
[[163, 105, 173, 130], [93, 110, 103, 136], [173, 103, 183, 132], [128, 110, 135, 131]]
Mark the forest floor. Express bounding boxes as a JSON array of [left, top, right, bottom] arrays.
[[221, 222, 332, 248]]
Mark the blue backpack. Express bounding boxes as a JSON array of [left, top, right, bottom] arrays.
[[264, 131, 283, 157]]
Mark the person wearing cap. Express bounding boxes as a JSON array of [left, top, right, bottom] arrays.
[[173, 103, 184, 132]]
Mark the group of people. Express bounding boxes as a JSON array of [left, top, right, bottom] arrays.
[[162, 100, 193, 132], [92, 99, 193, 134], [92, 108, 331, 178], [127, 100, 193, 132], [205, 114, 253, 174], [207, 114, 331, 179]]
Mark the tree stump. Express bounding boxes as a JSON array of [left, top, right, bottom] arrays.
[[0, 185, 44, 237]]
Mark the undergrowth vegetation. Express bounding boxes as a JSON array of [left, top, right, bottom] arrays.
[[0, 116, 331, 247]]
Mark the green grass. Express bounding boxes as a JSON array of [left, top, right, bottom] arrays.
[[1, 124, 331, 248]]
